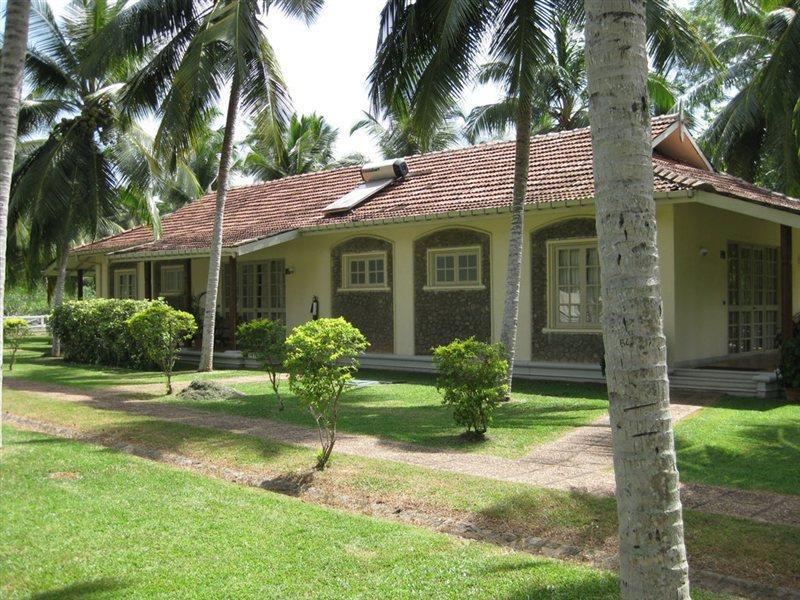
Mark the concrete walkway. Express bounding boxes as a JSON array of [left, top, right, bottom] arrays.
[[6, 377, 799, 527]]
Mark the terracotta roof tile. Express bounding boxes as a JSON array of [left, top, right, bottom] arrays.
[[74, 116, 798, 256]]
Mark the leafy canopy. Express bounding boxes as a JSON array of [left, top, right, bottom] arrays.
[[284, 317, 369, 469], [3, 317, 31, 371], [236, 318, 287, 409], [433, 338, 508, 435], [126, 303, 198, 394]]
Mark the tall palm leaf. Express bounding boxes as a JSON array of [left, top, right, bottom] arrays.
[[695, 0, 800, 195], [10, 0, 161, 356], [0, 0, 32, 448], [94, 0, 323, 371], [352, 101, 464, 158], [243, 112, 356, 180], [465, 16, 680, 142]]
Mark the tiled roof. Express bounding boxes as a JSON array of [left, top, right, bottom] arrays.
[[73, 115, 799, 256]]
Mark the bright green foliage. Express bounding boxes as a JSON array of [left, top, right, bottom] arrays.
[[433, 338, 508, 436], [284, 318, 369, 469], [126, 304, 197, 395], [236, 318, 287, 410], [3, 317, 30, 371], [778, 334, 800, 389], [49, 299, 160, 368]]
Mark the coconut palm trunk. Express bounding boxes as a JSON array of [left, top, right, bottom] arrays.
[[0, 0, 32, 448], [50, 240, 70, 358], [584, 1, 690, 597], [198, 73, 242, 372], [499, 88, 534, 391]]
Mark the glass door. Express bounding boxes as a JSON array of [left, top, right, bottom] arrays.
[[727, 242, 779, 353], [238, 259, 286, 324]]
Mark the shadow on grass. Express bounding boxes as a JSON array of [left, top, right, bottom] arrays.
[[213, 387, 607, 452], [474, 489, 618, 548], [30, 578, 127, 599], [676, 421, 800, 495]]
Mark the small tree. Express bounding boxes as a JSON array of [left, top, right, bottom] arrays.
[[432, 338, 508, 437], [126, 304, 197, 394], [236, 318, 287, 410], [3, 317, 30, 371], [284, 317, 369, 470]]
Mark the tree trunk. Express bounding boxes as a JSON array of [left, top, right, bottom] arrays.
[[584, 1, 690, 598], [51, 242, 70, 358], [499, 89, 534, 393], [0, 0, 32, 448], [198, 73, 242, 372]]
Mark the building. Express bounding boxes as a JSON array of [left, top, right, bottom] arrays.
[[66, 116, 800, 396]]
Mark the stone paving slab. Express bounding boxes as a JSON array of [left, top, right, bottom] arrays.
[[5, 377, 799, 527]]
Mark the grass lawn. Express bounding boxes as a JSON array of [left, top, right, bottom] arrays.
[[8, 337, 610, 459], [6, 337, 253, 390], [175, 372, 609, 458], [5, 387, 799, 590], [1, 425, 633, 600], [675, 395, 800, 496]]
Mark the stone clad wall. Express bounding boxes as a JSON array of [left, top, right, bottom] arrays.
[[413, 228, 491, 355], [331, 236, 394, 353], [530, 218, 604, 363]]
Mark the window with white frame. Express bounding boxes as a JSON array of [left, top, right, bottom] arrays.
[[427, 247, 481, 289], [159, 264, 185, 295], [237, 260, 286, 323], [548, 240, 601, 330], [115, 269, 137, 299], [342, 252, 387, 290]]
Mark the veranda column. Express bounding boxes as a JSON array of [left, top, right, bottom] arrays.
[[781, 225, 794, 341]]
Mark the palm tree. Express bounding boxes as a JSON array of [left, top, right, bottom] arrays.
[[371, 0, 711, 390], [584, 0, 690, 596], [10, 1, 160, 357], [96, 0, 323, 371], [371, 0, 559, 391], [352, 102, 464, 158], [690, 0, 800, 195], [0, 0, 32, 448], [242, 112, 358, 181], [465, 14, 680, 142]]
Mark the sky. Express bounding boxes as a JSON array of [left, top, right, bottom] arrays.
[[45, 0, 691, 161], [44, 0, 503, 161]]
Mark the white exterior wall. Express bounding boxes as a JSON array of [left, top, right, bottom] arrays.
[[93, 199, 799, 367]]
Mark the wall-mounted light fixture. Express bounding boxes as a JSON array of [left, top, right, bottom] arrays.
[[285, 267, 295, 276], [699, 247, 709, 257]]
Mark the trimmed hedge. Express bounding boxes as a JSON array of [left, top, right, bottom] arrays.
[[50, 299, 171, 369]]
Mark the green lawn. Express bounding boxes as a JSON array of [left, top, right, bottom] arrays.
[[6, 337, 253, 390], [170, 372, 609, 458], [6, 387, 799, 590], [8, 338, 800, 494], [8, 337, 609, 459], [675, 396, 800, 496], [1, 425, 633, 600]]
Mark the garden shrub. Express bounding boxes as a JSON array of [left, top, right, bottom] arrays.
[[3, 317, 30, 371], [236, 318, 287, 410], [432, 338, 508, 437], [284, 317, 369, 470], [126, 303, 197, 394], [49, 298, 165, 368]]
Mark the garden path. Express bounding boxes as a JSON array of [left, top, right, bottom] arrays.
[[5, 377, 799, 527]]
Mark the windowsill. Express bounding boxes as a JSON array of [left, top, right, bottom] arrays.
[[422, 284, 486, 292], [336, 287, 391, 293], [541, 327, 602, 335]]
